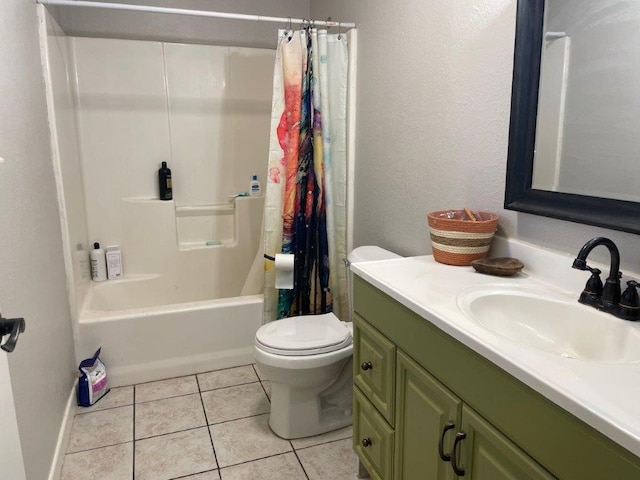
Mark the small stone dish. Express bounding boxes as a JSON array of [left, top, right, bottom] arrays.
[[470, 257, 524, 277]]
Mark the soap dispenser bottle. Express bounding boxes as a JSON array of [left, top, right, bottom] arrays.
[[250, 174, 261, 196], [158, 161, 173, 201], [90, 242, 107, 282]]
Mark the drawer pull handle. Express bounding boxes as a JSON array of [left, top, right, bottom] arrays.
[[451, 432, 466, 476], [361, 361, 373, 371], [361, 438, 372, 447], [438, 421, 456, 461]]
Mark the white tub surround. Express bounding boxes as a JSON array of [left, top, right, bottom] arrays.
[[75, 194, 264, 386], [351, 236, 640, 457]]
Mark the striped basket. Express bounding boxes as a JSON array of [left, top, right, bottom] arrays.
[[427, 210, 499, 266]]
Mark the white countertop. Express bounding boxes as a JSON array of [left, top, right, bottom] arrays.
[[351, 237, 640, 457]]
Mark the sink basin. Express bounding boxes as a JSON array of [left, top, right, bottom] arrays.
[[457, 286, 640, 363]]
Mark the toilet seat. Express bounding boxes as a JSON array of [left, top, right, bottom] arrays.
[[255, 312, 352, 356]]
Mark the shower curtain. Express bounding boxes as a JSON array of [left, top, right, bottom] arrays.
[[264, 28, 349, 322]]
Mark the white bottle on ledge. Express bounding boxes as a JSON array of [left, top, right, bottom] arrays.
[[250, 174, 261, 196], [90, 242, 107, 282]]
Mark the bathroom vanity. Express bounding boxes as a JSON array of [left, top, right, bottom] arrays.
[[351, 244, 640, 480]]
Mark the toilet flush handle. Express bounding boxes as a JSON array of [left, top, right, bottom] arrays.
[[361, 361, 372, 371]]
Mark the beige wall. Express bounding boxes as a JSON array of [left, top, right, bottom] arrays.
[[0, 1, 76, 479], [311, 0, 640, 273]]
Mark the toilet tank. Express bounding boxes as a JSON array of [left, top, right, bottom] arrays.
[[346, 246, 400, 321], [348, 246, 401, 264]]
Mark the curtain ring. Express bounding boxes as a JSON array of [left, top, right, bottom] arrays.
[[338, 22, 342, 40], [287, 17, 292, 31]]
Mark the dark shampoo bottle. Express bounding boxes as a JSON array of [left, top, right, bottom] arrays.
[[158, 161, 172, 200]]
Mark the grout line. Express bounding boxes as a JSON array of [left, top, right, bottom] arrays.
[[291, 446, 311, 480], [135, 425, 211, 442], [75, 402, 134, 416], [207, 412, 270, 427], [197, 376, 221, 472], [65, 439, 134, 456], [217, 450, 298, 472], [252, 364, 271, 401], [132, 363, 255, 389], [132, 385, 136, 480], [135, 390, 201, 406], [292, 434, 354, 451], [170, 468, 220, 480], [199, 380, 261, 395]]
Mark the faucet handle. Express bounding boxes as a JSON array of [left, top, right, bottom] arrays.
[[619, 281, 640, 321], [578, 268, 603, 307]]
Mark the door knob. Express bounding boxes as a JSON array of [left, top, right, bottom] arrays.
[[0, 314, 26, 353]]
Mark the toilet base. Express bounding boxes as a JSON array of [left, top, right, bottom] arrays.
[[268, 357, 353, 439]]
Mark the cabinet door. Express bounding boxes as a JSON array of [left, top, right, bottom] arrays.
[[457, 405, 555, 480], [354, 315, 396, 424], [395, 351, 462, 480]]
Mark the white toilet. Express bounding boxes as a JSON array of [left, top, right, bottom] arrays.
[[254, 246, 400, 439]]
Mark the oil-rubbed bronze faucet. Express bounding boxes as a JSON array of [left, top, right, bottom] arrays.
[[572, 237, 640, 321]]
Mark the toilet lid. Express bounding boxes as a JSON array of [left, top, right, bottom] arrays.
[[255, 313, 352, 356]]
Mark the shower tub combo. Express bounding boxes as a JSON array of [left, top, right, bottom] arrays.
[[77, 196, 265, 386]]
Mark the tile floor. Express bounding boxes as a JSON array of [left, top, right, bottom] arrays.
[[61, 364, 360, 480]]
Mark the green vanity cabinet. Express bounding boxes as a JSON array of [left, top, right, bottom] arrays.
[[352, 275, 640, 480], [394, 350, 461, 480]]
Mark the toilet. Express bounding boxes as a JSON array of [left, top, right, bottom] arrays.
[[254, 246, 400, 439]]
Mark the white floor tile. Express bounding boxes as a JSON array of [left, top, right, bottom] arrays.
[[75, 386, 133, 414], [297, 438, 360, 480], [135, 393, 206, 439], [201, 383, 270, 424], [67, 406, 133, 453], [60, 442, 133, 480], [291, 425, 352, 450], [220, 452, 306, 480], [136, 375, 198, 403], [197, 365, 259, 391], [209, 414, 292, 467], [135, 427, 216, 480]]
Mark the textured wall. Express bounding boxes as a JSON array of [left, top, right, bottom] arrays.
[[311, 0, 640, 273], [0, 2, 76, 479]]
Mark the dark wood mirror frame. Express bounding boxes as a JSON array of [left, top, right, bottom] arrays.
[[504, 0, 640, 235]]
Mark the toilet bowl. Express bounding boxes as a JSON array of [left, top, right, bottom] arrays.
[[254, 246, 400, 439]]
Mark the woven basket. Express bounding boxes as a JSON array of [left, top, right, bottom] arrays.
[[427, 210, 499, 266]]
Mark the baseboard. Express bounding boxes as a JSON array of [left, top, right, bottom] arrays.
[[48, 380, 76, 480]]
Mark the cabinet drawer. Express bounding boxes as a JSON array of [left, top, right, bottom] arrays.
[[354, 314, 396, 424], [354, 386, 395, 480]]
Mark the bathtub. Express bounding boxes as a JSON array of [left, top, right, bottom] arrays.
[[76, 196, 265, 387], [78, 276, 263, 387]]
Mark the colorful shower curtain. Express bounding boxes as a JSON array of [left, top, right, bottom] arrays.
[[263, 28, 349, 322]]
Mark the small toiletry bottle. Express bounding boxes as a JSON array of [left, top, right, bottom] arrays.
[[250, 174, 261, 196], [90, 242, 107, 282], [158, 161, 172, 201], [105, 246, 123, 280]]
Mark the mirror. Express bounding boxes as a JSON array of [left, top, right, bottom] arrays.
[[504, 0, 640, 235]]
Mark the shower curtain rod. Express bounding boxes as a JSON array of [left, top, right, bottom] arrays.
[[36, 0, 356, 28]]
